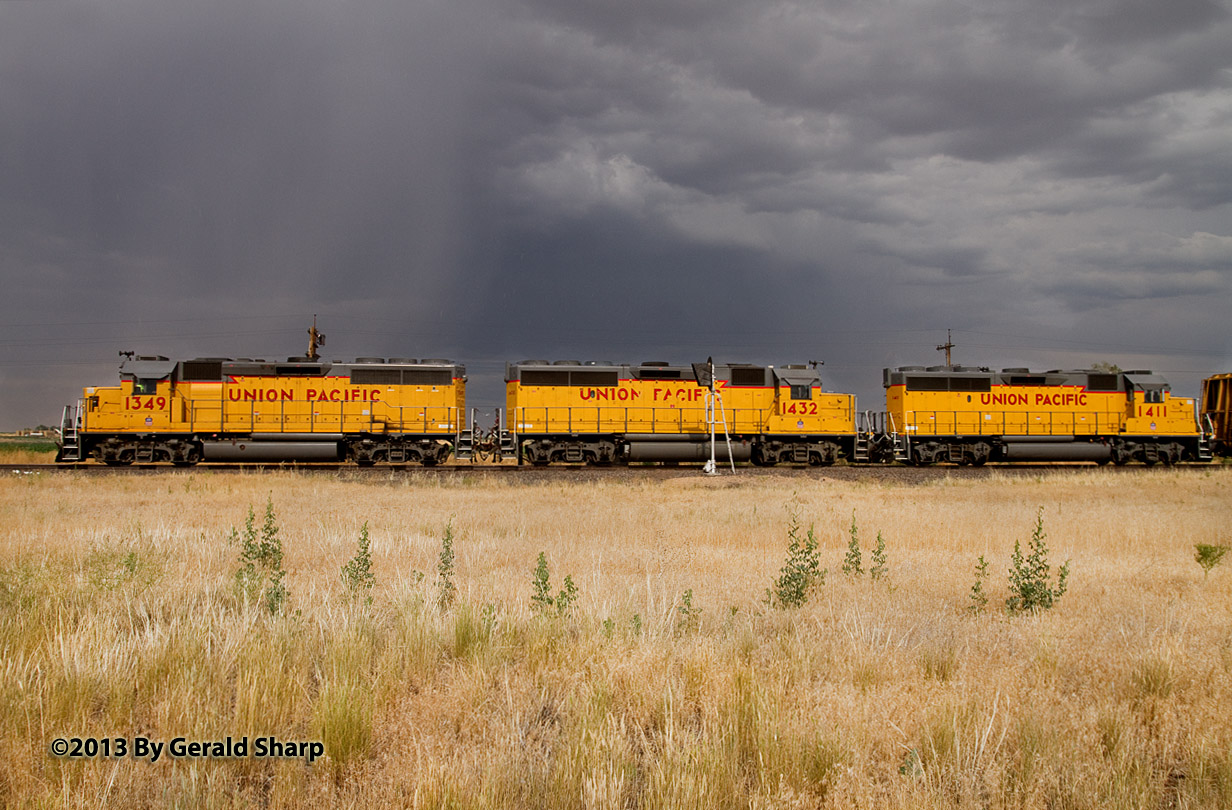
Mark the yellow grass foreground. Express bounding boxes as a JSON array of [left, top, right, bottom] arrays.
[[2, 468, 1231, 808]]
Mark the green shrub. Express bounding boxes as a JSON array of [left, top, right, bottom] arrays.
[[842, 512, 863, 576], [232, 497, 288, 615], [767, 514, 825, 609], [676, 588, 701, 634], [1006, 509, 1070, 613], [530, 552, 578, 617], [870, 531, 888, 581], [969, 555, 990, 614], [1195, 544, 1229, 578], [437, 520, 457, 609], [341, 522, 375, 601]]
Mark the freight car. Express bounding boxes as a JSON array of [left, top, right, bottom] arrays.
[[56, 351, 466, 466], [1202, 373, 1232, 456], [505, 360, 860, 465], [882, 365, 1211, 465]]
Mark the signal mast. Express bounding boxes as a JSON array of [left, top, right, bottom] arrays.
[[306, 316, 326, 361], [936, 329, 955, 366]]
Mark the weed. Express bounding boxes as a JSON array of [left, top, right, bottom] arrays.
[[530, 552, 579, 617], [232, 496, 288, 614], [676, 588, 701, 634], [870, 531, 888, 581], [969, 555, 990, 614], [531, 551, 554, 614], [437, 520, 457, 610], [340, 522, 375, 601], [1195, 543, 1229, 578], [1006, 508, 1070, 613], [767, 514, 825, 609], [556, 575, 578, 617], [843, 511, 863, 576]]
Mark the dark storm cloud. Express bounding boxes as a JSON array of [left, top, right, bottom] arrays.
[[1, 0, 1230, 426]]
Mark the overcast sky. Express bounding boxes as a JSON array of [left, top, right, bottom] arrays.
[[2, 0, 1230, 427]]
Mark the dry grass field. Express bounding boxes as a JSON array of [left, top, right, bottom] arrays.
[[1, 467, 1230, 808]]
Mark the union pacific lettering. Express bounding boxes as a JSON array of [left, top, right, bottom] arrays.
[[979, 392, 1088, 407], [579, 387, 642, 402], [228, 388, 381, 402], [577, 387, 707, 403]]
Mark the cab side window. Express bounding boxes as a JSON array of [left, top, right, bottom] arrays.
[[790, 384, 812, 400], [133, 378, 159, 395]]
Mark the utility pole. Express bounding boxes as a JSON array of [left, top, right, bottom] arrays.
[[936, 329, 955, 366]]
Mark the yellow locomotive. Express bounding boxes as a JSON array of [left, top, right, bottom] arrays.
[[506, 360, 858, 465], [882, 365, 1210, 465], [57, 347, 466, 466]]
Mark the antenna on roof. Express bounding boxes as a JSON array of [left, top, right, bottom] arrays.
[[307, 316, 326, 361], [936, 329, 955, 366]]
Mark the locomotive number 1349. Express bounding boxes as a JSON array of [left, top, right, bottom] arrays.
[[125, 396, 167, 411]]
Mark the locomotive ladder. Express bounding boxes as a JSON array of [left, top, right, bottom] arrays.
[[496, 410, 517, 462], [853, 410, 875, 462], [57, 402, 82, 462], [1198, 414, 1215, 462], [455, 410, 476, 462]]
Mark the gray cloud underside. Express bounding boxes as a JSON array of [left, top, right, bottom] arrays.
[[1, 0, 1230, 423]]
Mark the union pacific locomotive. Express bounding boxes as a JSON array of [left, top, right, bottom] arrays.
[[882, 365, 1210, 465], [506, 360, 855, 466], [54, 329, 1219, 466], [56, 329, 466, 465]]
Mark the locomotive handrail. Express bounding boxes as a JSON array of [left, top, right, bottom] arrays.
[[185, 398, 461, 436], [509, 405, 774, 435], [900, 409, 1141, 437]]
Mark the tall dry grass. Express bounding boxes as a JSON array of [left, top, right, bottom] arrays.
[[1, 467, 1230, 808]]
